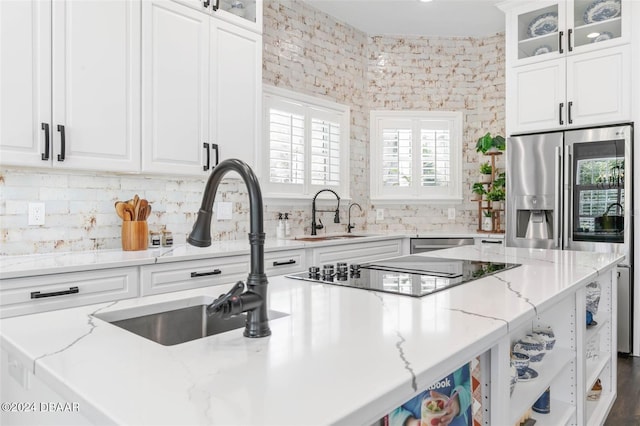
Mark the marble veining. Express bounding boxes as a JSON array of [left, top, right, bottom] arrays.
[[0, 246, 622, 425]]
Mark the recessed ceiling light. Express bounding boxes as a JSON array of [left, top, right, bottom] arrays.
[[587, 32, 600, 39], [419, 0, 434, 2]]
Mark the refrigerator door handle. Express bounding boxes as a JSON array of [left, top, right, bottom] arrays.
[[563, 145, 572, 249], [554, 146, 562, 248]]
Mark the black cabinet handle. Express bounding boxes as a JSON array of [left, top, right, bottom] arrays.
[[273, 259, 296, 266], [31, 286, 79, 299], [568, 101, 573, 124], [480, 239, 502, 245], [212, 0, 218, 11], [211, 143, 219, 167], [203, 142, 210, 171], [558, 31, 564, 54], [568, 28, 573, 52], [191, 269, 222, 278], [57, 124, 66, 161], [41, 123, 50, 160], [559, 102, 564, 125], [203, 0, 210, 7]]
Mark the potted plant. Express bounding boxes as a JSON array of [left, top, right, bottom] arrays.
[[493, 171, 506, 188], [479, 162, 492, 183], [471, 182, 486, 201], [482, 210, 493, 231], [486, 187, 506, 210], [476, 132, 506, 154]]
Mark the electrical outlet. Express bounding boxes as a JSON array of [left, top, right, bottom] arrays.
[[448, 207, 456, 220], [216, 202, 233, 220], [376, 208, 384, 221], [28, 202, 45, 225]]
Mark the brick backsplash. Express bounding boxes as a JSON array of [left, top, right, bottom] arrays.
[[0, 0, 505, 255]]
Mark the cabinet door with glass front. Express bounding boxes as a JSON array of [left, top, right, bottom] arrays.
[[505, 0, 629, 66]]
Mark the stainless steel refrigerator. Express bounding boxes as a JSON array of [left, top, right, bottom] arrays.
[[506, 124, 633, 354]]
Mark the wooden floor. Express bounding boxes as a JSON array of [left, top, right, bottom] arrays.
[[604, 355, 640, 425]]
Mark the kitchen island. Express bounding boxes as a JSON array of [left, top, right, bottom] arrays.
[[0, 245, 621, 425]]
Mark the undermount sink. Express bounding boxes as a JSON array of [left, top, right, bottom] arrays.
[[95, 297, 287, 346], [294, 234, 372, 242]]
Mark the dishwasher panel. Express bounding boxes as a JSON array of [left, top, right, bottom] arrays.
[[410, 238, 475, 254]]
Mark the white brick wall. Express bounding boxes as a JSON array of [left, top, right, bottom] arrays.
[[0, 0, 505, 255]]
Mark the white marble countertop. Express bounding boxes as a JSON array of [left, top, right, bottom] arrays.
[[0, 232, 503, 280], [0, 234, 405, 280], [0, 246, 621, 425]]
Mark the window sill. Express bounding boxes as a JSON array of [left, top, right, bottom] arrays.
[[370, 197, 463, 205]]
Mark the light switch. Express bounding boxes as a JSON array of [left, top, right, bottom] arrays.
[[376, 209, 384, 221], [448, 208, 456, 220]]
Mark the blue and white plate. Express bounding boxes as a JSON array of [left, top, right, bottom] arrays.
[[533, 45, 553, 55], [528, 12, 558, 38], [517, 367, 539, 382], [584, 0, 621, 23], [593, 31, 614, 43]]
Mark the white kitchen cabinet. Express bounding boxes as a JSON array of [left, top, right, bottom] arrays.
[[0, 267, 139, 319], [142, 0, 260, 176], [264, 249, 306, 276], [499, 0, 632, 134], [0, 0, 141, 172], [310, 239, 404, 267], [170, 0, 263, 34], [141, 0, 211, 175], [210, 19, 261, 173], [140, 255, 251, 296]]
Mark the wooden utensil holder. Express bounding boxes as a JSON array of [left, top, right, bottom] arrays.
[[121, 221, 149, 251]]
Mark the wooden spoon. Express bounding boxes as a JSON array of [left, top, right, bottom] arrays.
[[144, 204, 152, 220], [123, 204, 135, 221], [137, 199, 149, 221], [115, 201, 127, 220]]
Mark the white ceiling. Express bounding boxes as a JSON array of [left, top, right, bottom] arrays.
[[302, 0, 506, 37]]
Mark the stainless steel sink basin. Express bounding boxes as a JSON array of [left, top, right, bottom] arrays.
[[294, 234, 372, 242], [95, 299, 287, 346]]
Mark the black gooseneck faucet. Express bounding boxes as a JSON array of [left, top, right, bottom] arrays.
[[347, 202, 363, 233], [311, 189, 340, 236], [187, 158, 270, 338]]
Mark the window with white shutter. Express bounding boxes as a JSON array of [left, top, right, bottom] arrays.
[[262, 86, 350, 199], [370, 111, 463, 202]]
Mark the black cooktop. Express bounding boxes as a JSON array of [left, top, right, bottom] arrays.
[[285, 255, 521, 297]]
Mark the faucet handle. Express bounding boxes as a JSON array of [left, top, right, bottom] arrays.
[[316, 218, 324, 230], [207, 281, 245, 317]]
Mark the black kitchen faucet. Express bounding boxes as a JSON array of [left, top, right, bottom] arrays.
[[187, 158, 270, 338], [311, 189, 340, 235]]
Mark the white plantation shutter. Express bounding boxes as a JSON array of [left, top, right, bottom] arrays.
[[382, 127, 412, 187], [262, 86, 350, 198], [268, 107, 305, 184], [371, 111, 462, 202]]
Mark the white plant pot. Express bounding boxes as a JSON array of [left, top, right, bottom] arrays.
[[482, 216, 493, 231], [480, 174, 492, 183]]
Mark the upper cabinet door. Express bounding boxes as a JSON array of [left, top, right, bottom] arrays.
[[0, 0, 52, 167], [508, 58, 566, 134], [142, 0, 210, 175], [566, 44, 631, 127], [210, 19, 261, 174], [502, 0, 630, 67], [51, 0, 141, 172]]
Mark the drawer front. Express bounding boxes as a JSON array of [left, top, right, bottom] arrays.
[[312, 240, 403, 266], [141, 255, 250, 296], [264, 249, 306, 276], [0, 268, 139, 319]]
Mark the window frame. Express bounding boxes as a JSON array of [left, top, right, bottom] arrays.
[[261, 85, 350, 200], [370, 110, 463, 203]]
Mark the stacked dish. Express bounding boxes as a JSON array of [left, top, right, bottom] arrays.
[[584, 0, 621, 23]]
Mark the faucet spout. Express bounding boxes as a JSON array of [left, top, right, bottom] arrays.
[[347, 202, 363, 233], [188, 158, 270, 338], [311, 189, 341, 236]]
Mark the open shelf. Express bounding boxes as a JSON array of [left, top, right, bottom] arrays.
[[585, 352, 610, 393], [585, 315, 609, 341], [586, 389, 615, 426], [532, 399, 574, 426], [509, 347, 574, 425]]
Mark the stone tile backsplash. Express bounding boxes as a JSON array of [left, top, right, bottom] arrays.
[[0, 0, 505, 255]]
